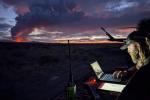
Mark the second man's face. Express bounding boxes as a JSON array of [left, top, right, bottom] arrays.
[[127, 42, 139, 64]]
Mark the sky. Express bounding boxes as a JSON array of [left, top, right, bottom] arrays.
[[0, 0, 150, 43]]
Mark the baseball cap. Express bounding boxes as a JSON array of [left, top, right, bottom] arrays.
[[120, 31, 147, 50]]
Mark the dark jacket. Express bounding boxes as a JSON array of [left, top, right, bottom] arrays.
[[117, 63, 150, 100]]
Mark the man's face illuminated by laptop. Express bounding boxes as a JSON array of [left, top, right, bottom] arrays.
[[127, 42, 139, 64]]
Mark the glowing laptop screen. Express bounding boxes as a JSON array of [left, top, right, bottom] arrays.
[[90, 61, 103, 78]]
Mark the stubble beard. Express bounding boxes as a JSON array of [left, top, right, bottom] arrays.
[[130, 51, 139, 64]]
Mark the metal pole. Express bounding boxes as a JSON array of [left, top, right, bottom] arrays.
[[66, 40, 76, 100], [68, 40, 73, 84]]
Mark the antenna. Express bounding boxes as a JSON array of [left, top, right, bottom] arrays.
[[68, 40, 74, 85], [66, 40, 76, 100]]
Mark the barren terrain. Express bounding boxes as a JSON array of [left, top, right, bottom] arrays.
[[0, 42, 133, 100]]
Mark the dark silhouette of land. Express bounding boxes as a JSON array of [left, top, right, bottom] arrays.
[[0, 42, 132, 100]]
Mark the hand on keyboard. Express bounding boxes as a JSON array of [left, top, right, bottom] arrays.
[[113, 70, 128, 79]]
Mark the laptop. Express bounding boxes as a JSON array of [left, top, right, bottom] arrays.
[[90, 61, 121, 83], [98, 82, 126, 93]]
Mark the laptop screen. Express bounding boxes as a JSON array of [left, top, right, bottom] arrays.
[[90, 61, 103, 79]]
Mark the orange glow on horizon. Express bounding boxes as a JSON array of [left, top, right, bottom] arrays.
[[15, 37, 28, 42]]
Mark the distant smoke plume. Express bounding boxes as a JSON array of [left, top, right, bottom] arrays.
[[2, 0, 84, 40]]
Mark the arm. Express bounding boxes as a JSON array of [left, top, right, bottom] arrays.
[[126, 66, 137, 77], [113, 66, 137, 79]]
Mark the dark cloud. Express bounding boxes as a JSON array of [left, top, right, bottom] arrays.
[[0, 17, 5, 21], [1, 0, 27, 6], [0, 23, 12, 31], [1, 0, 150, 41], [6, 0, 84, 40], [0, 31, 6, 35], [97, 10, 150, 28]]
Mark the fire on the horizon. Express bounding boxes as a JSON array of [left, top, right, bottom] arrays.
[[15, 37, 28, 42]]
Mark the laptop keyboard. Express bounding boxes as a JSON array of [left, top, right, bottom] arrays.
[[101, 74, 121, 82]]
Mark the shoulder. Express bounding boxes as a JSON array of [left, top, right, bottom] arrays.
[[137, 63, 150, 76], [117, 64, 150, 100]]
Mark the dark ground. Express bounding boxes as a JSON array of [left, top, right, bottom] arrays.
[[0, 42, 133, 100]]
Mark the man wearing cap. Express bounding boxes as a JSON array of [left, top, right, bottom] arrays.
[[114, 31, 150, 100], [113, 31, 150, 79]]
